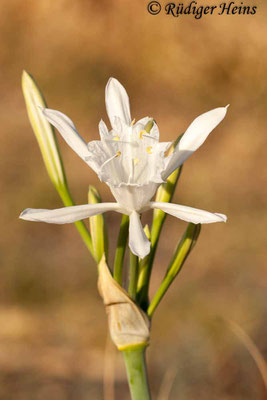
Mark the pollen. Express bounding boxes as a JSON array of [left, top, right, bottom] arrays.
[[139, 130, 145, 139], [115, 151, 121, 158], [134, 158, 139, 165], [146, 146, 152, 154], [113, 135, 120, 141], [130, 118, 136, 126]]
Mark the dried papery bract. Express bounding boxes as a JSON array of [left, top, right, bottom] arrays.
[[98, 256, 150, 350]]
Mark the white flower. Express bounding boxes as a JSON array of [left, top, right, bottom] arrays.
[[20, 78, 228, 259]]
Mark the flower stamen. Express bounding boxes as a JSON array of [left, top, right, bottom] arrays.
[[99, 151, 121, 174], [142, 134, 157, 142], [139, 130, 145, 140]]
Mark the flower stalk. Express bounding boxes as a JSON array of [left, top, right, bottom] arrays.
[[113, 214, 129, 284], [89, 186, 108, 263], [147, 223, 201, 318], [122, 345, 151, 400], [128, 251, 139, 301], [137, 163, 183, 309], [58, 187, 94, 255]]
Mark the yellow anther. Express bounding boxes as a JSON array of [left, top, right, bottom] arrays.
[[146, 146, 152, 154], [113, 135, 120, 141], [115, 151, 121, 158], [139, 130, 145, 140], [134, 158, 139, 165], [130, 118, 136, 126]]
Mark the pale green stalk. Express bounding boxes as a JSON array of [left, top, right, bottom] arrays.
[[147, 223, 201, 318], [137, 225, 151, 295], [88, 186, 108, 263], [122, 345, 151, 400], [22, 70, 94, 257], [128, 251, 139, 301], [57, 186, 94, 255], [113, 214, 129, 284], [137, 165, 183, 308]]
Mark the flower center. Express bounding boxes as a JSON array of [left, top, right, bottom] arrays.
[[97, 120, 161, 187]]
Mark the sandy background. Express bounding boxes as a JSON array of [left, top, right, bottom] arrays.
[[0, 0, 266, 399]]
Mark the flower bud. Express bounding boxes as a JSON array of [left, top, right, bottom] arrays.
[[88, 186, 108, 263], [144, 118, 154, 133], [98, 256, 150, 351], [22, 70, 65, 188], [143, 224, 151, 240]]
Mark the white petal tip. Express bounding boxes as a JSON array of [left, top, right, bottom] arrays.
[[19, 209, 31, 220], [138, 243, 151, 259], [106, 77, 120, 90], [215, 213, 227, 223], [225, 104, 230, 109], [130, 243, 151, 260], [108, 77, 117, 83], [105, 77, 131, 126], [129, 212, 151, 259]]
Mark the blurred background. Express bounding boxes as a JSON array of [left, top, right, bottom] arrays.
[[0, 0, 267, 399]]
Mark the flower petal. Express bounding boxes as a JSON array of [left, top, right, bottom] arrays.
[[43, 108, 89, 160], [150, 202, 227, 224], [105, 78, 131, 127], [20, 203, 123, 224], [109, 182, 159, 211], [163, 106, 228, 178], [99, 119, 109, 140], [129, 211, 151, 259]]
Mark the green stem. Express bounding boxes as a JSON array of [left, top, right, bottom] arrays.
[[113, 214, 129, 284], [122, 345, 151, 400], [147, 223, 201, 318], [137, 166, 183, 309], [57, 185, 95, 258], [128, 252, 139, 301], [73, 219, 95, 257], [137, 218, 164, 309]]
